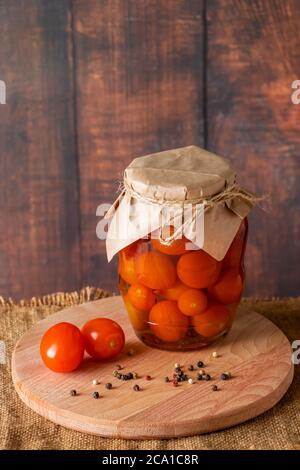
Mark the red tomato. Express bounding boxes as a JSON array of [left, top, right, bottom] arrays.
[[40, 322, 85, 373], [81, 318, 125, 360]]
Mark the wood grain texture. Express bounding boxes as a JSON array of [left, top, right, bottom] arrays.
[[12, 296, 294, 438], [206, 0, 300, 296], [0, 0, 299, 299], [72, 0, 205, 292], [0, 0, 81, 299]]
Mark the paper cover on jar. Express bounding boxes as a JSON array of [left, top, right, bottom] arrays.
[[105, 145, 259, 262]]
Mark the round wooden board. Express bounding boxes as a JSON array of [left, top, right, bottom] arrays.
[[12, 296, 294, 439]]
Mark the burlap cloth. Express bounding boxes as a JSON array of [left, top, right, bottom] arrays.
[[0, 287, 299, 450]]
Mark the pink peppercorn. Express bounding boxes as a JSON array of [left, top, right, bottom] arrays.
[[144, 375, 151, 381]]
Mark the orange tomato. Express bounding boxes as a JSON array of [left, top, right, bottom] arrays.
[[149, 300, 189, 342], [159, 279, 189, 301], [151, 226, 189, 255], [123, 294, 149, 331], [119, 248, 139, 285], [178, 289, 208, 316], [135, 251, 177, 290], [208, 269, 243, 304], [128, 283, 156, 311], [177, 250, 221, 289], [192, 303, 229, 337]]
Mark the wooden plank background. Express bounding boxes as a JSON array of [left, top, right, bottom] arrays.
[[0, 0, 299, 299]]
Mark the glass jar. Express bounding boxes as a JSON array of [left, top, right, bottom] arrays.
[[119, 219, 248, 351]]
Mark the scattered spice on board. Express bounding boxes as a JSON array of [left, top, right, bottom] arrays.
[[70, 389, 77, 397], [88, 359, 233, 397]]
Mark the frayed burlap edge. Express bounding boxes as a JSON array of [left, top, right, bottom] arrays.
[[1, 289, 299, 449], [0, 286, 112, 309], [0, 286, 299, 309]]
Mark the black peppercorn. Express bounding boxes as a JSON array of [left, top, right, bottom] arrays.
[[197, 361, 204, 368], [93, 391, 100, 399], [212, 384, 218, 391], [133, 384, 140, 391], [70, 389, 77, 396], [105, 383, 112, 390], [188, 365, 194, 371], [205, 374, 211, 381], [116, 373, 122, 380], [197, 373, 203, 381], [164, 377, 170, 383], [221, 373, 230, 380], [127, 372, 133, 380], [174, 367, 181, 373]]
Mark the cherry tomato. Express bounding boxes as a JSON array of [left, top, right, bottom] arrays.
[[119, 248, 139, 285], [159, 279, 189, 301], [192, 303, 229, 338], [128, 283, 156, 311], [149, 300, 189, 342], [40, 322, 85, 373], [177, 250, 222, 289], [135, 251, 177, 289], [123, 293, 149, 331], [178, 288, 208, 316], [208, 268, 243, 304], [81, 318, 125, 360], [151, 225, 189, 255]]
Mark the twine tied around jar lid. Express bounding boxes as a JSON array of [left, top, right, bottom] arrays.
[[122, 178, 263, 245], [120, 147, 264, 245], [106, 146, 264, 260]]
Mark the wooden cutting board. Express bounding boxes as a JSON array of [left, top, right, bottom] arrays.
[[12, 296, 294, 439]]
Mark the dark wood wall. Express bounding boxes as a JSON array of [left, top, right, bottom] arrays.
[[0, 0, 299, 300]]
